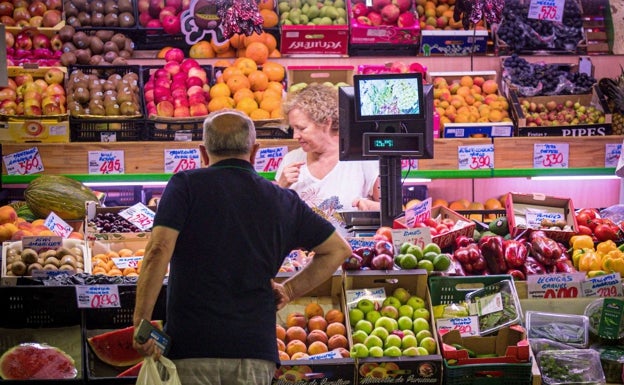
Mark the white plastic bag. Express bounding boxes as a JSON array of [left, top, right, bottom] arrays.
[[136, 356, 181, 385]]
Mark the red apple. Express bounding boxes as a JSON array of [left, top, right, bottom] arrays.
[[158, 5, 176, 22], [189, 103, 207, 117], [352, 2, 368, 18], [0, 88, 17, 101], [397, 11, 416, 27], [372, 0, 392, 12], [14, 32, 32, 50], [186, 85, 203, 97], [173, 105, 189, 117], [12, 7, 30, 21], [0, 15, 15, 25], [33, 79, 48, 92], [0, 1, 14, 16], [164, 61, 181, 76], [44, 67, 64, 85], [187, 67, 207, 83], [381, 3, 400, 24], [162, 14, 183, 35], [41, 9, 61, 27], [32, 33, 51, 49], [393, 0, 412, 12], [187, 93, 206, 106], [165, 0, 182, 12], [138, 0, 149, 13], [180, 58, 200, 73], [156, 100, 174, 117], [45, 83, 65, 96], [43, 0, 62, 11], [145, 18, 161, 28], [24, 104, 42, 116], [5, 30, 14, 48], [153, 68, 170, 79], [356, 15, 371, 25], [154, 86, 172, 104], [27, 0, 46, 16], [164, 47, 184, 63], [148, 0, 165, 19], [171, 87, 186, 99], [368, 10, 382, 25], [0, 100, 18, 114], [14, 74, 33, 86], [185, 76, 203, 88], [42, 102, 61, 115], [138, 11, 153, 26], [173, 96, 189, 108], [144, 89, 155, 103]]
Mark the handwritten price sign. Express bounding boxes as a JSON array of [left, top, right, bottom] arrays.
[[118, 203, 155, 231], [254, 146, 287, 172], [436, 316, 480, 337], [88, 151, 124, 174], [112, 256, 143, 269], [533, 143, 569, 169], [582, 273, 623, 297], [76, 285, 120, 308], [2, 147, 44, 175], [164, 148, 200, 173], [44, 212, 73, 238], [528, 0, 564, 22], [458, 144, 494, 170], [527, 272, 584, 298], [605, 143, 622, 168]]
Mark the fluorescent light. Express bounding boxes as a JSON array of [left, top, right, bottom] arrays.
[[530, 175, 620, 181], [84, 181, 168, 187], [404, 178, 432, 183]]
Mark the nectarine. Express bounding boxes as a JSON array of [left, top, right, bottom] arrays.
[[307, 315, 327, 332], [278, 351, 290, 361], [326, 322, 346, 337], [0, 205, 17, 225], [306, 329, 328, 345], [276, 324, 286, 341], [328, 334, 349, 350], [276, 338, 286, 352], [285, 340, 307, 357], [324, 308, 344, 324], [304, 302, 324, 319], [289, 352, 310, 360], [286, 312, 306, 329], [285, 326, 307, 344], [307, 341, 328, 355]]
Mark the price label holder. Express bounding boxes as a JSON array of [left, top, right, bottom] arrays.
[[100, 132, 117, 142], [164, 148, 200, 173], [528, 0, 564, 22], [533, 143, 569, 169], [525, 211, 565, 229], [527, 273, 585, 298], [582, 273, 623, 297], [345, 287, 387, 310], [118, 203, 155, 232], [76, 285, 120, 308], [88, 150, 124, 174], [605, 143, 622, 168], [174, 130, 193, 142], [436, 316, 480, 337], [44, 212, 73, 238], [458, 144, 494, 170], [254, 146, 287, 172], [111, 256, 143, 270], [2, 147, 44, 175]]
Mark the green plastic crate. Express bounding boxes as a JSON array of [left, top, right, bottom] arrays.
[[428, 274, 514, 306], [443, 359, 533, 385]]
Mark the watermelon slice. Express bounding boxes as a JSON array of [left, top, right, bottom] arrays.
[[88, 320, 163, 367], [0, 343, 77, 380], [116, 361, 143, 377]]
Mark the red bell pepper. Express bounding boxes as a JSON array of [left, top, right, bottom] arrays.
[[479, 235, 506, 274], [503, 239, 528, 268]]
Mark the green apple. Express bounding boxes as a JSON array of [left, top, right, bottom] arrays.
[[355, 319, 373, 334], [398, 304, 414, 319], [368, 345, 384, 357], [433, 253, 452, 271], [375, 316, 398, 333], [416, 329, 433, 343], [380, 305, 399, 320], [357, 298, 375, 314], [370, 326, 389, 341], [407, 296, 426, 310], [419, 336, 438, 354], [351, 329, 369, 344], [384, 346, 403, 357], [423, 242, 442, 255], [349, 308, 364, 326], [400, 242, 413, 254], [350, 343, 369, 358], [397, 315, 413, 331], [382, 296, 402, 309], [403, 329, 415, 337], [406, 245, 423, 260], [413, 307, 431, 321], [403, 346, 420, 356], [417, 346, 430, 356], [422, 251, 439, 263], [384, 334, 402, 349], [364, 334, 383, 350], [401, 334, 418, 349], [400, 254, 418, 269], [366, 310, 382, 325], [392, 287, 411, 304], [417, 259, 434, 273], [413, 318, 430, 334]]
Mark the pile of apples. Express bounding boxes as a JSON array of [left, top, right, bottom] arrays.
[[0, 0, 63, 27], [138, 0, 188, 35], [351, 0, 418, 28], [144, 48, 211, 118], [6, 29, 63, 66], [0, 67, 66, 116]]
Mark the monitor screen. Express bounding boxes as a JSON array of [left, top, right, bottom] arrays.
[[353, 73, 425, 122]]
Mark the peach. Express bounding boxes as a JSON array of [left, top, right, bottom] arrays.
[[332, 347, 350, 358], [325, 309, 344, 324], [276, 324, 286, 341], [304, 302, 324, 319], [290, 352, 310, 360], [36, 229, 56, 236], [307, 341, 328, 356], [482, 79, 498, 95], [306, 329, 328, 345], [0, 205, 18, 225], [276, 338, 286, 352], [68, 232, 84, 240], [286, 312, 306, 329], [285, 340, 307, 357], [11, 229, 33, 240], [0, 224, 15, 242], [278, 351, 290, 361], [326, 322, 346, 337], [328, 334, 349, 350], [285, 326, 307, 344], [307, 315, 327, 332]]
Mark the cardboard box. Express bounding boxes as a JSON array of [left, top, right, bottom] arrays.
[[440, 325, 530, 364], [273, 272, 356, 384], [442, 122, 514, 138], [286, 65, 354, 90], [280, 25, 349, 56], [505, 192, 578, 243], [347, 1, 420, 46], [393, 206, 476, 250], [420, 30, 489, 56], [343, 270, 443, 385], [510, 86, 613, 137]]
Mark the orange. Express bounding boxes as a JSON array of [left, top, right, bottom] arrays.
[[235, 57, 258, 76], [216, 49, 236, 58], [107, 268, 123, 276], [266, 81, 284, 95], [250, 109, 271, 120], [432, 198, 449, 207], [92, 266, 107, 275], [233, 88, 255, 104], [235, 96, 259, 116], [263, 32, 277, 52], [210, 82, 231, 98], [156, 46, 174, 59], [257, 0, 274, 10], [118, 248, 134, 257], [248, 70, 269, 91], [107, 250, 120, 259], [208, 95, 235, 112], [253, 90, 265, 103], [135, 249, 145, 256], [189, 41, 215, 59], [245, 32, 266, 47], [221, 66, 244, 83], [262, 88, 282, 101], [260, 9, 278, 28], [210, 38, 231, 54], [227, 74, 251, 94], [268, 49, 281, 58], [260, 95, 281, 112], [123, 267, 136, 276], [236, 47, 247, 57], [229, 33, 245, 49], [270, 108, 284, 119], [262, 62, 285, 82], [213, 59, 233, 67]]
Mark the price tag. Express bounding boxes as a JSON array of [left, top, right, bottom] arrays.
[[582, 273, 623, 297], [88, 151, 124, 174], [533, 143, 569, 168], [525, 211, 565, 228], [605, 143, 622, 168], [345, 287, 387, 310], [405, 198, 432, 227], [100, 132, 117, 142], [528, 0, 564, 21], [174, 130, 193, 142], [436, 316, 480, 337], [2, 147, 44, 175], [118, 203, 156, 231], [254, 146, 287, 172], [527, 273, 585, 298], [346, 237, 376, 250], [164, 148, 200, 173], [76, 285, 120, 308], [111, 256, 143, 269], [401, 159, 418, 171], [458, 144, 494, 170], [22, 235, 62, 253], [391, 227, 433, 253], [44, 212, 73, 238]]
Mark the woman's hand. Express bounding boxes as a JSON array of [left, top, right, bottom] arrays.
[[278, 161, 305, 188], [352, 197, 381, 211]]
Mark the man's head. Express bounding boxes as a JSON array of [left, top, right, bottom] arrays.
[[201, 109, 259, 164]]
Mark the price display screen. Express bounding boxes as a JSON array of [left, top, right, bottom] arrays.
[[363, 133, 423, 156]]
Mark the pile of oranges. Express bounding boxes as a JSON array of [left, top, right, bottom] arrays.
[[91, 248, 145, 277]]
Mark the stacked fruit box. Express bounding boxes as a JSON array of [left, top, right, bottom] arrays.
[[286, 65, 353, 91], [0, 66, 70, 143], [133, 0, 188, 51]]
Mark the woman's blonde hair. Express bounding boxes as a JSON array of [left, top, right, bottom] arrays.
[[282, 83, 339, 131]]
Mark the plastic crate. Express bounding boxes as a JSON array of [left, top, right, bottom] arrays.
[[132, 29, 190, 51], [443, 359, 533, 385], [145, 118, 204, 141], [428, 274, 517, 307], [349, 43, 420, 57], [455, 209, 507, 223]]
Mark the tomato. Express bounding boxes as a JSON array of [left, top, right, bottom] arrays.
[[442, 218, 456, 227], [578, 208, 598, 220], [576, 213, 592, 227], [576, 225, 593, 236], [374, 226, 393, 242], [436, 224, 449, 233], [424, 218, 438, 228], [594, 224, 619, 242]]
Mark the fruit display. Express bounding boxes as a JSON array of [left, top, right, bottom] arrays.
[[0, 204, 84, 242], [348, 288, 437, 358], [277, 304, 349, 360], [137, 0, 188, 34], [63, 0, 136, 28], [496, 0, 584, 53], [56, 26, 135, 66], [24, 175, 99, 220], [350, 0, 418, 28], [90, 248, 146, 276], [598, 68, 624, 135], [0, 0, 63, 28], [5, 29, 63, 66], [0, 67, 66, 116], [278, 0, 347, 25], [0, 343, 77, 380], [395, 241, 452, 272], [514, 91, 608, 127], [574, 207, 623, 243], [3, 240, 87, 276], [89, 211, 148, 233], [87, 321, 163, 367]]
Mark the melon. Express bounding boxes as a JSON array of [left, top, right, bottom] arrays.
[[116, 361, 143, 377], [0, 343, 77, 380], [24, 175, 99, 220], [88, 320, 163, 367]]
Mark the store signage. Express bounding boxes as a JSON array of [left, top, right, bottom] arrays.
[[527, 273, 585, 298], [436, 316, 480, 337], [44, 212, 73, 238], [254, 146, 287, 172], [76, 285, 120, 308], [2, 147, 44, 175], [527, 0, 565, 22], [404, 198, 432, 227], [533, 143, 569, 169], [88, 151, 124, 174], [457, 144, 494, 170], [582, 273, 623, 297], [164, 148, 200, 173], [111, 257, 143, 269], [605, 143, 622, 168], [391, 227, 433, 252], [118, 203, 155, 232]]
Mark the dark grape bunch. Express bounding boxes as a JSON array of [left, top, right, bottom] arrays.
[[503, 54, 596, 96], [89, 212, 150, 233], [496, 0, 584, 52]]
